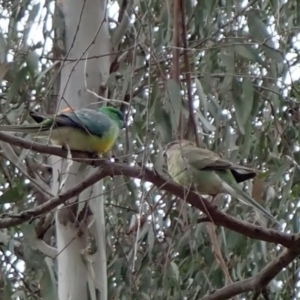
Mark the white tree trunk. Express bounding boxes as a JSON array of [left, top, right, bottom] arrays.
[[53, 0, 110, 299]]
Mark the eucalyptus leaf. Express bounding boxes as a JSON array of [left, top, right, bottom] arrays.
[[196, 110, 216, 132], [165, 79, 183, 133], [26, 51, 39, 74], [36, 60, 60, 85], [40, 258, 58, 300], [234, 45, 264, 65], [4, 277, 12, 300], [0, 63, 10, 82], [0, 32, 6, 63], [268, 158, 292, 185], [195, 78, 207, 115], [171, 261, 180, 281], [247, 10, 275, 48], [147, 224, 155, 261], [23, 3, 41, 40], [6, 67, 28, 106], [0, 185, 24, 204], [242, 78, 254, 121], [232, 80, 244, 134]]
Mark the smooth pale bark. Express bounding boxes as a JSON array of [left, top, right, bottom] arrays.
[[53, 0, 110, 299]]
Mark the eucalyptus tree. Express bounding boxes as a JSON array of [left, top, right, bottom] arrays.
[[0, 1, 299, 300]]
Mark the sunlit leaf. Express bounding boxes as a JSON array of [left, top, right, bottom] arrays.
[[247, 10, 275, 48], [196, 110, 216, 132], [23, 3, 41, 40], [195, 78, 207, 115]]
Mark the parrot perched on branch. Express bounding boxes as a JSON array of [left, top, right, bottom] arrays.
[[0, 106, 124, 155], [164, 139, 278, 224]]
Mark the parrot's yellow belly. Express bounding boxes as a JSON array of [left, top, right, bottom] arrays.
[[173, 169, 223, 196], [46, 126, 119, 154], [168, 156, 222, 196], [167, 156, 194, 186]]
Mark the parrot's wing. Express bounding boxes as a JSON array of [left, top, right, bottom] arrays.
[[29, 107, 77, 124], [30, 111, 88, 131], [62, 109, 112, 137], [30, 109, 80, 126], [181, 145, 258, 176], [30, 109, 112, 138], [181, 146, 232, 170], [30, 111, 56, 124]]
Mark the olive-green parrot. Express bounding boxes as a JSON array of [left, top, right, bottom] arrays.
[[0, 106, 124, 155], [164, 139, 278, 224]]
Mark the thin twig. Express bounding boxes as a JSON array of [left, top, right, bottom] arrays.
[[171, 0, 184, 139], [180, 0, 200, 147], [199, 248, 300, 300]]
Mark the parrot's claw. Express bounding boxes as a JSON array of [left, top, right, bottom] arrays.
[[61, 144, 73, 161], [86, 151, 100, 167], [87, 151, 99, 159]]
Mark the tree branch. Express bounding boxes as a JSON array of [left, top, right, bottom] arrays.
[[0, 168, 109, 229], [171, 0, 184, 139], [0, 142, 53, 196], [111, 0, 134, 50], [200, 248, 300, 300], [0, 132, 299, 250], [180, 0, 200, 147]]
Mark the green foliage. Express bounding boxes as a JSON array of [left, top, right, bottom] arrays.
[[0, 0, 299, 299]]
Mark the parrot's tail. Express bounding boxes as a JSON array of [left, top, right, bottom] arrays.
[[0, 124, 51, 134], [224, 182, 279, 225]]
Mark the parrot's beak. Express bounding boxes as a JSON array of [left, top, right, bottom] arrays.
[[163, 142, 174, 158], [162, 149, 167, 158]]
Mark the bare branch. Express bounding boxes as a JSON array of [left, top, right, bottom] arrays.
[[0, 167, 108, 229], [171, 0, 184, 139], [33, 239, 57, 258], [0, 142, 53, 196], [111, 0, 134, 50], [0, 132, 298, 250], [180, 0, 200, 147], [200, 248, 300, 300]]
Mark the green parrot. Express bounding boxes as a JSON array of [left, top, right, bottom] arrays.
[[0, 106, 124, 155], [164, 139, 278, 224]]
